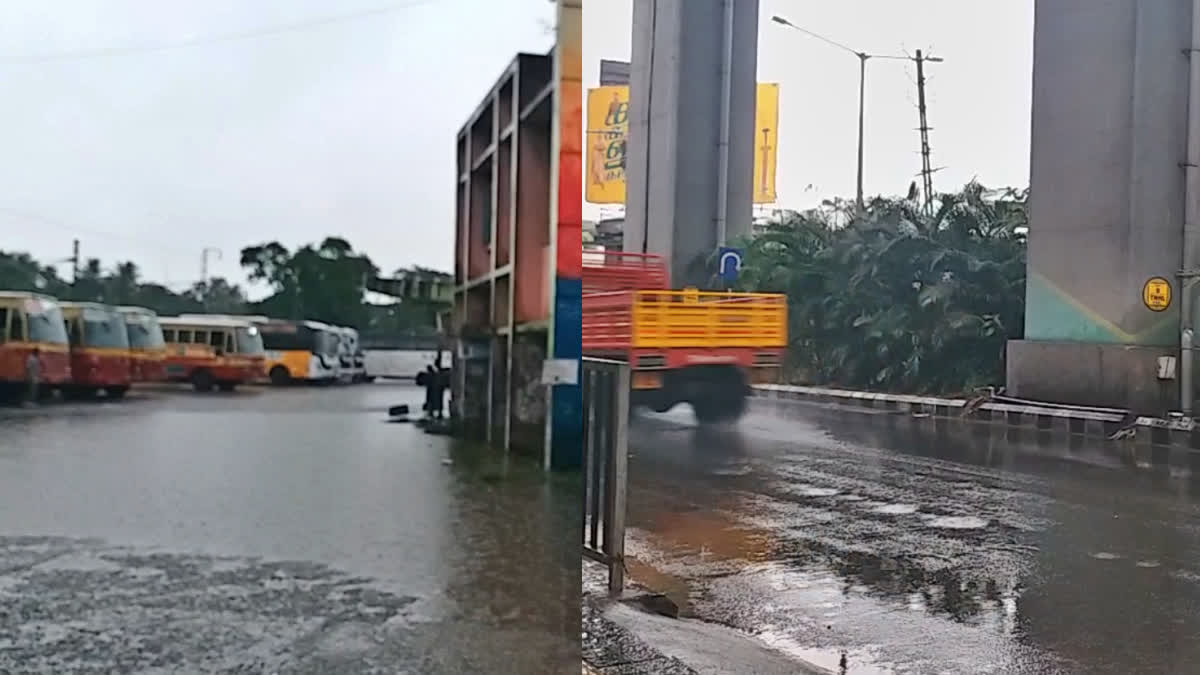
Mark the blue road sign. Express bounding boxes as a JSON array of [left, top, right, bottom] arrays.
[[718, 247, 743, 282]]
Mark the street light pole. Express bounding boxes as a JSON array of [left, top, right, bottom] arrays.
[[771, 15, 941, 217], [856, 53, 867, 214]]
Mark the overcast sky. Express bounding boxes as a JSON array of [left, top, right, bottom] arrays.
[[583, 0, 1034, 220], [0, 0, 554, 296]]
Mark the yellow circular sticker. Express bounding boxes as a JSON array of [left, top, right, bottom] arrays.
[[1143, 277, 1172, 312]]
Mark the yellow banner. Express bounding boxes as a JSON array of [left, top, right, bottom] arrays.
[[586, 86, 629, 204], [585, 82, 780, 205], [753, 83, 779, 204]]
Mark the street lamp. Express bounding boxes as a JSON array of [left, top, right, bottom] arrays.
[[771, 15, 942, 215]]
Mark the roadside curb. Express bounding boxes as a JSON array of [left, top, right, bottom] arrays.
[[753, 384, 1200, 470], [582, 598, 697, 675]]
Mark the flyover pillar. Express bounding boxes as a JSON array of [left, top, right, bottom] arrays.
[[622, 0, 760, 288], [1007, 0, 1199, 413]]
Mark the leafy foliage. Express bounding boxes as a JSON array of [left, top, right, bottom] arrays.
[[736, 182, 1028, 394], [0, 251, 246, 315], [1, 236, 449, 337]]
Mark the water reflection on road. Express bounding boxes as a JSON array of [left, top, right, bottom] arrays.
[[624, 399, 1200, 674], [0, 383, 579, 673]]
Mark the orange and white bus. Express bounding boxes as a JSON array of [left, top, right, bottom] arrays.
[[118, 306, 168, 383], [59, 301, 133, 399], [160, 315, 265, 392], [0, 291, 72, 398]]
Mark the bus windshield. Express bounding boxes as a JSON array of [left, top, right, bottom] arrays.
[[236, 326, 264, 355], [126, 315, 165, 350], [319, 330, 340, 356], [27, 302, 68, 345], [81, 308, 130, 349]]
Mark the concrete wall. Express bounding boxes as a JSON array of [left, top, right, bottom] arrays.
[[623, 0, 760, 287], [1010, 0, 1195, 411]]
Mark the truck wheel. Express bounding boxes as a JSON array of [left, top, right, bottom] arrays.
[[107, 386, 129, 400], [218, 381, 237, 392], [191, 369, 214, 392], [692, 387, 748, 424]]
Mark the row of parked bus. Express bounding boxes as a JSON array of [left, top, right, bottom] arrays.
[[0, 290, 371, 401]]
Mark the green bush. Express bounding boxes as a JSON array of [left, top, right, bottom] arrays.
[[736, 182, 1028, 395]]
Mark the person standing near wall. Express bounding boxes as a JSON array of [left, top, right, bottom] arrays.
[[24, 347, 41, 406]]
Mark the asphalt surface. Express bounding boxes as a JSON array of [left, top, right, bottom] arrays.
[[622, 397, 1200, 674], [0, 383, 580, 674]]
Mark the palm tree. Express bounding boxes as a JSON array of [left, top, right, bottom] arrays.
[[736, 181, 1028, 394]]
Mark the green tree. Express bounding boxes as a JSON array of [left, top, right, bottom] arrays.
[[241, 237, 378, 328], [736, 181, 1028, 395]]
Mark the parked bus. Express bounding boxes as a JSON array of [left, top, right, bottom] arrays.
[[117, 306, 168, 383], [59, 301, 133, 399], [0, 291, 71, 398], [335, 326, 367, 383], [256, 319, 340, 385], [160, 316, 266, 392]]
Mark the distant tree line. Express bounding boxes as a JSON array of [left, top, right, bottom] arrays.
[[735, 181, 1028, 395], [0, 236, 450, 336]]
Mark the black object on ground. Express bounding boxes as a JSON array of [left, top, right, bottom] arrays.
[[387, 404, 410, 418]]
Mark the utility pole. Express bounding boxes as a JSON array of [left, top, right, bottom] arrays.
[[200, 247, 221, 310], [70, 239, 80, 286], [914, 49, 942, 215], [771, 15, 924, 217], [200, 247, 221, 288]]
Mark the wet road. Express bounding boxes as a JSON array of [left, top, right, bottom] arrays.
[[623, 397, 1200, 674], [0, 383, 579, 673]]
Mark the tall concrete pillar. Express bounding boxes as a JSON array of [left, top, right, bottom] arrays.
[[623, 0, 760, 288], [1007, 0, 1194, 413]]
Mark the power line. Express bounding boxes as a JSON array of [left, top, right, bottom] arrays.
[[0, 206, 194, 255], [0, 0, 442, 66]]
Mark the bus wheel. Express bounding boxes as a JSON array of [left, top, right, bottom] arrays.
[[191, 369, 214, 392], [107, 386, 129, 400], [218, 381, 237, 392], [269, 366, 291, 386]]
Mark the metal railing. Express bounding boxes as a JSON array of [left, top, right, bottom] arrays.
[[582, 357, 631, 595]]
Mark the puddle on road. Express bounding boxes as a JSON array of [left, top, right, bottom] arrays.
[[757, 626, 893, 675], [922, 515, 989, 530], [711, 465, 753, 477], [794, 485, 841, 498], [872, 503, 919, 516], [1136, 560, 1162, 568], [1090, 551, 1122, 560]]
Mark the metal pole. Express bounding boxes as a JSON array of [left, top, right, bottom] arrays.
[[71, 239, 80, 286], [715, 0, 735, 247], [1181, 0, 1200, 415], [855, 54, 867, 215], [915, 49, 935, 214], [606, 362, 630, 595]]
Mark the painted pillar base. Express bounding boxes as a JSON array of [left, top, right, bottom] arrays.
[[1006, 339, 1181, 414]]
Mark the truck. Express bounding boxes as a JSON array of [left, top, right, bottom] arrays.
[[581, 250, 787, 423]]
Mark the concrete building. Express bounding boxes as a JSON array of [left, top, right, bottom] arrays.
[[450, 0, 582, 469], [622, 0, 761, 288], [1007, 0, 1200, 413]]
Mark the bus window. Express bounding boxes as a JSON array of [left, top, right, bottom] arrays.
[[80, 308, 128, 348], [27, 304, 67, 345], [225, 333, 235, 354], [193, 330, 208, 346], [0, 308, 9, 342], [9, 311, 23, 342], [162, 328, 176, 342], [209, 331, 224, 349], [178, 330, 192, 344]]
